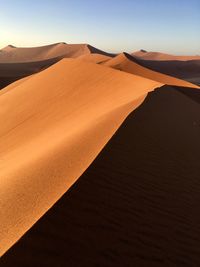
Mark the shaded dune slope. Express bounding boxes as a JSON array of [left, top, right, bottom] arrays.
[[175, 86, 200, 104], [0, 58, 162, 256], [2, 85, 200, 266], [0, 56, 63, 89], [103, 53, 199, 88], [133, 57, 200, 84]]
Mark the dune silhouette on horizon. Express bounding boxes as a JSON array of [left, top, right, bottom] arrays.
[[0, 42, 113, 63], [132, 49, 200, 61]]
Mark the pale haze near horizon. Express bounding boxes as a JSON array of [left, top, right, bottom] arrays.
[[0, 0, 199, 55]]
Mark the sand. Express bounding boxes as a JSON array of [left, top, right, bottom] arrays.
[[77, 53, 111, 63], [132, 50, 200, 61], [1, 43, 200, 264], [103, 53, 199, 88], [1, 44, 199, 91], [0, 43, 115, 89], [0, 42, 113, 63], [128, 52, 200, 86], [0, 56, 63, 89], [2, 85, 200, 266], [0, 58, 162, 256]]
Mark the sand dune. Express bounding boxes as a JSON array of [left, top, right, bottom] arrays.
[[1, 45, 16, 52], [0, 43, 115, 89], [0, 58, 162, 256], [1, 43, 199, 91], [1, 42, 200, 264], [134, 58, 200, 85], [77, 53, 111, 63], [0, 42, 113, 63], [2, 85, 200, 266], [0, 56, 63, 89], [133, 50, 200, 61], [103, 53, 199, 88]]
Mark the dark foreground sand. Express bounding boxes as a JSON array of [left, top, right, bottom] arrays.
[[2, 85, 200, 266]]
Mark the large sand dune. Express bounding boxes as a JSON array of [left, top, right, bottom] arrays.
[[1, 43, 200, 265], [0, 42, 113, 63], [103, 52, 199, 88], [0, 58, 162, 256], [2, 85, 200, 266]]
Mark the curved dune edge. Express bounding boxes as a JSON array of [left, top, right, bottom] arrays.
[[0, 58, 162, 255], [103, 53, 200, 89]]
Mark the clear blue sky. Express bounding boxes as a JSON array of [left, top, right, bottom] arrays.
[[0, 0, 199, 55]]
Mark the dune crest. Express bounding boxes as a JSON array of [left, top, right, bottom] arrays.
[[0, 58, 162, 255], [103, 53, 199, 89]]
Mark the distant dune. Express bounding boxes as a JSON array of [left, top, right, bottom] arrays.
[[1, 45, 17, 52], [0, 43, 199, 90], [132, 49, 200, 61], [134, 58, 200, 85], [0, 42, 113, 63], [130, 50, 200, 85], [103, 52, 199, 88], [0, 43, 114, 89]]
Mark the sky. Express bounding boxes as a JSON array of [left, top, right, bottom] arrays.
[[0, 0, 199, 55]]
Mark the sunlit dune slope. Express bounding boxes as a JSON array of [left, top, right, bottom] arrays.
[[0, 58, 161, 255], [0, 42, 113, 63], [103, 53, 199, 89]]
